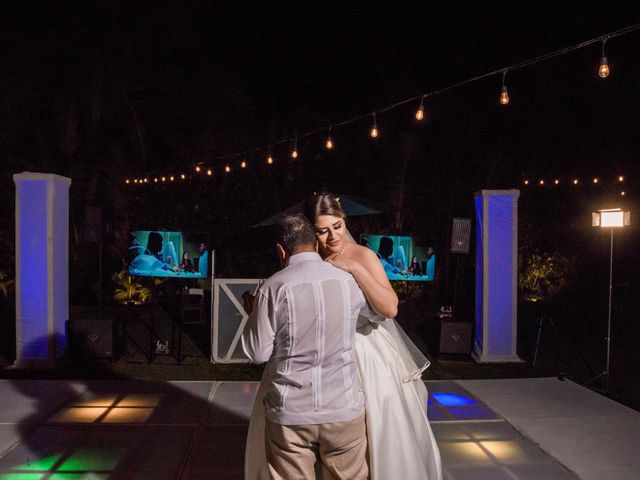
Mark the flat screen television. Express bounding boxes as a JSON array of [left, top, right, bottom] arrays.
[[360, 234, 435, 282], [128, 230, 209, 278]]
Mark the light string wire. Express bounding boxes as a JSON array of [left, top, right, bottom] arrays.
[[127, 22, 640, 184]]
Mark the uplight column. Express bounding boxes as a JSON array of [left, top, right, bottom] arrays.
[[473, 189, 522, 362], [14, 172, 71, 368]]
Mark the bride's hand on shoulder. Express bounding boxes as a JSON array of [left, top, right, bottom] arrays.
[[326, 251, 357, 273]]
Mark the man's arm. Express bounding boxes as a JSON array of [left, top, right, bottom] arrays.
[[241, 290, 275, 364]]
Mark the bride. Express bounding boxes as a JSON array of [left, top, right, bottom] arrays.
[[244, 192, 442, 480]]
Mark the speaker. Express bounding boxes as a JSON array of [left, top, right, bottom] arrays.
[[451, 217, 471, 254], [67, 316, 121, 360], [435, 317, 472, 355]]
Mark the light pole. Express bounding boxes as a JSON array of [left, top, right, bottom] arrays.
[[587, 208, 630, 394]]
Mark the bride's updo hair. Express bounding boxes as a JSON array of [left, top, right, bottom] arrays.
[[303, 192, 346, 223]]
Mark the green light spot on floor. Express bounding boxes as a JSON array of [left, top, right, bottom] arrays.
[[4, 454, 61, 471], [0, 474, 45, 480], [57, 448, 123, 472]]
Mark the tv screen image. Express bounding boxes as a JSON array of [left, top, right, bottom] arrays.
[[360, 234, 435, 282], [128, 230, 209, 278]]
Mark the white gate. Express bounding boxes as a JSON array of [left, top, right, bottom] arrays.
[[211, 278, 262, 363]]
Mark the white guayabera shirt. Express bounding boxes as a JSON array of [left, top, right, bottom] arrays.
[[241, 251, 367, 426]]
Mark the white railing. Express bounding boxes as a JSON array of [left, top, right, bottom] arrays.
[[211, 278, 262, 363]]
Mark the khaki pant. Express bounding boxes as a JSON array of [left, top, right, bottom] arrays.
[[265, 414, 368, 480]]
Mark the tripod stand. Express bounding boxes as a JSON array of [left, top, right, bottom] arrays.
[[585, 228, 615, 394], [532, 313, 567, 380]]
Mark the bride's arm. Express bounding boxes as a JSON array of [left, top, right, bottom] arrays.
[[328, 245, 398, 318]]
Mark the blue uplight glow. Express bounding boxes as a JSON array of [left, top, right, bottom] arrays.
[[432, 392, 478, 406]]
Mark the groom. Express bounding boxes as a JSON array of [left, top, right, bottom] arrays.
[[242, 214, 369, 480]]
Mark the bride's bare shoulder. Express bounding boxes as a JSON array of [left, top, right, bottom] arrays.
[[348, 242, 379, 264]]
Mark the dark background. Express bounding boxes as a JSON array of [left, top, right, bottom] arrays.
[[1, 1, 639, 406]]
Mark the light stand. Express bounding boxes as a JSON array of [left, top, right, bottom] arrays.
[[586, 208, 630, 394]]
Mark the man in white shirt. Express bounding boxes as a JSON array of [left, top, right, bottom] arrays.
[[242, 214, 368, 480]]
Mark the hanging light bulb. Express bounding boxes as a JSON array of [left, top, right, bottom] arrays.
[[195, 165, 201, 173], [154, 178, 158, 183], [134, 179, 138, 184], [524, 179, 529, 185], [593, 177, 599, 184], [554, 179, 559, 185], [225, 164, 231, 173], [598, 38, 610, 78], [325, 128, 333, 149], [267, 153, 274, 165], [180, 173, 186, 180], [618, 175, 624, 182], [291, 138, 299, 159], [207, 168, 212, 176], [170, 176, 174, 182], [573, 179, 579, 185], [499, 71, 510, 105], [415, 96, 425, 121], [161, 177, 166, 182], [621, 191, 626, 196], [144, 178, 148, 183], [370, 113, 378, 138], [241, 160, 247, 169], [539, 179, 544, 185]]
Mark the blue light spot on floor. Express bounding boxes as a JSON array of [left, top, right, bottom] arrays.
[[432, 392, 478, 406]]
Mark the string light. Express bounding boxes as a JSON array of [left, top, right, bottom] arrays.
[[241, 160, 247, 169], [154, 178, 158, 183], [124, 23, 640, 184], [207, 168, 212, 176], [325, 128, 334, 149], [125, 179, 130, 184], [499, 71, 510, 105], [267, 153, 274, 165], [539, 179, 544, 185], [593, 177, 599, 184], [225, 164, 231, 173], [170, 176, 174, 181], [554, 179, 559, 185], [161, 177, 166, 182], [180, 173, 186, 180], [618, 175, 624, 182], [144, 178, 148, 183], [621, 191, 626, 196], [573, 179, 579, 185], [599, 38, 610, 78], [134, 179, 138, 184], [291, 138, 299, 159], [524, 179, 529, 185], [370, 113, 378, 138], [415, 96, 425, 121]]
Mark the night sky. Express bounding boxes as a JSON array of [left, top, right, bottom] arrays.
[[1, 1, 640, 264]]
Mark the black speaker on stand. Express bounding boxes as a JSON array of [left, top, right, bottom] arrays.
[[450, 218, 471, 315], [67, 314, 123, 362], [434, 315, 473, 355]]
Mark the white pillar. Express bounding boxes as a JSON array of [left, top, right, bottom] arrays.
[[13, 172, 71, 368], [473, 189, 522, 362]]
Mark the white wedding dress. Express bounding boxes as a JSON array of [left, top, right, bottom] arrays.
[[244, 309, 442, 480]]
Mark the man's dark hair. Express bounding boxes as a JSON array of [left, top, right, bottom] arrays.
[[276, 214, 316, 253]]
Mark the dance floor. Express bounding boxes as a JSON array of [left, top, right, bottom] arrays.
[[0, 377, 637, 479]]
